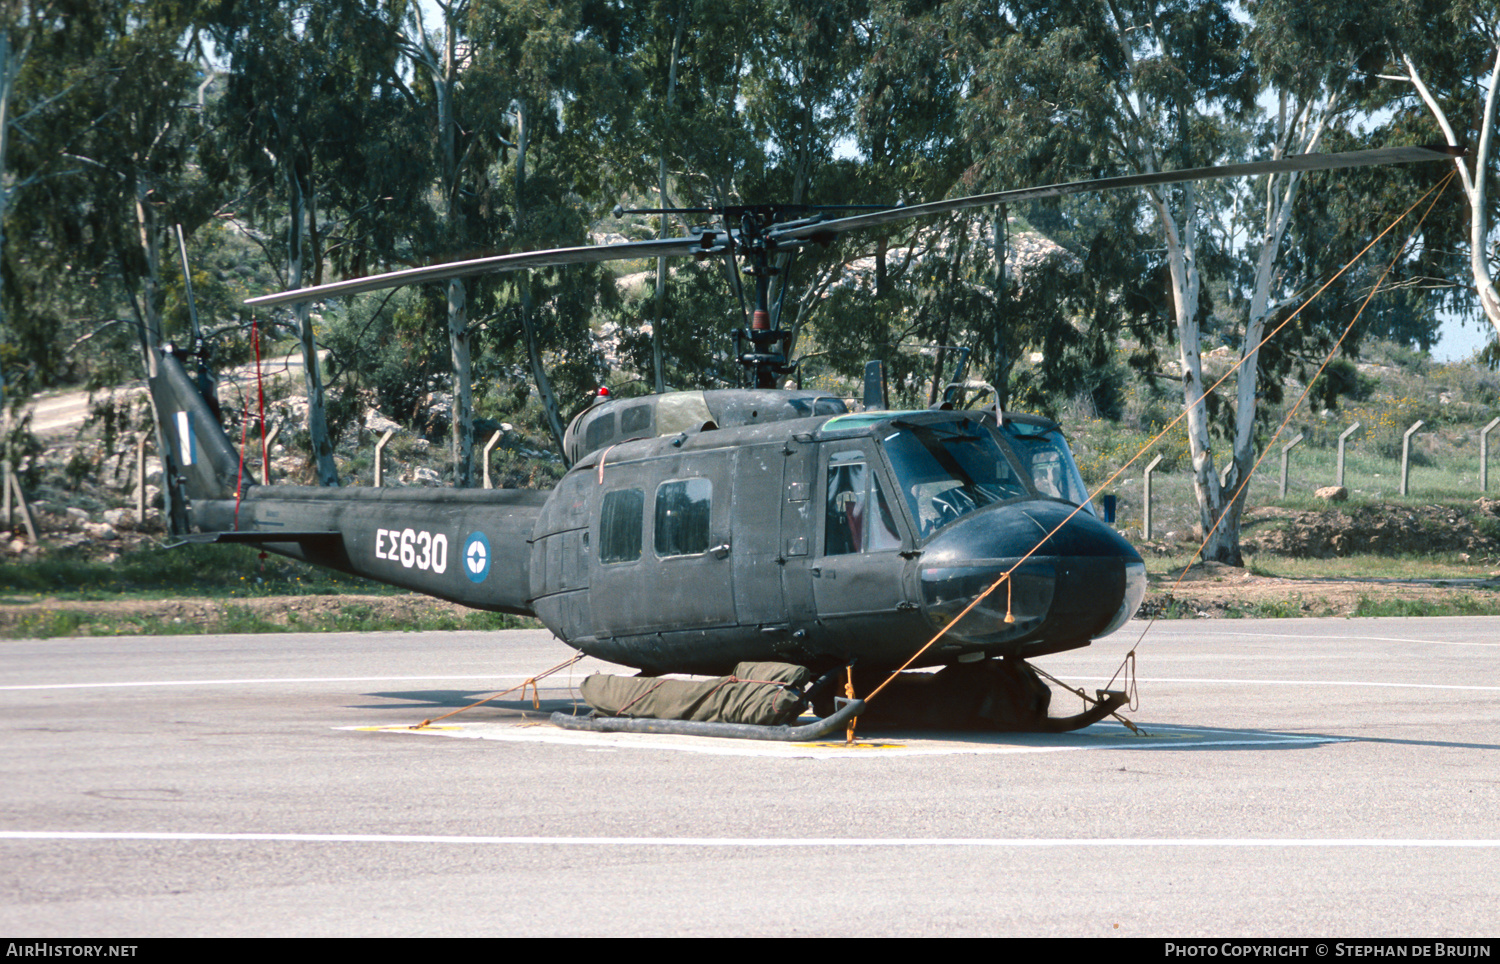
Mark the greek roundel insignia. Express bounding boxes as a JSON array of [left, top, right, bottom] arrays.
[[463, 532, 491, 583]]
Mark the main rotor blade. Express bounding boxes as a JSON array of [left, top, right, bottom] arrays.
[[245, 234, 726, 307], [768, 145, 1464, 243]]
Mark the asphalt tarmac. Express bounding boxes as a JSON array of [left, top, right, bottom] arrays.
[[2, 617, 1497, 937]]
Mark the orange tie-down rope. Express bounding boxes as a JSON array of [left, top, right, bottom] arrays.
[[410, 653, 585, 728], [1103, 170, 1457, 695], [852, 171, 1459, 742]]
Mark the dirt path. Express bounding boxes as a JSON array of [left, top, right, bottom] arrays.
[[1138, 560, 1500, 617]]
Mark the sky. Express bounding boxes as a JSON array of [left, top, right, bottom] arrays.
[[1431, 311, 1497, 363]]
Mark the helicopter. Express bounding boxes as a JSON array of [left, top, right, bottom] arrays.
[[144, 144, 1458, 737]]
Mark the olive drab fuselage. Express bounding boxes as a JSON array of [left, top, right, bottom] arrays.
[[156, 348, 1144, 677], [527, 394, 1145, 674]]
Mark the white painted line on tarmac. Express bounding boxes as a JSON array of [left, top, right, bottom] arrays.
[[4, 830, 1497, 848], [1066, 676, 1500, 692], [1184, 630, 1500, 647], [0, 674, 576, 692]]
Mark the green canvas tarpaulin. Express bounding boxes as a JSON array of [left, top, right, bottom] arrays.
[[580, 662, 813, 726]]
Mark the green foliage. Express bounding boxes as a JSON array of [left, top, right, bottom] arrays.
[[0, 0, 1493, 525], [612, 262, 741, 391], [1310, 358, 1375, 409], [1069, 416, 1193, 486], [5, 601, 537, 639]]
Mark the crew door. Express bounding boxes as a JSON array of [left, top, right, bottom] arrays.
[[810, 442, 914, 630]]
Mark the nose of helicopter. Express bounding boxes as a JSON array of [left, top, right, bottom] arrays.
[[917, 501, 1147, 655]]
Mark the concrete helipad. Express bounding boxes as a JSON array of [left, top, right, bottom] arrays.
[[1, 617, 1496, 936]]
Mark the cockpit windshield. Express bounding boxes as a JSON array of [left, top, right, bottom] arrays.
[[997, 423, 1097, 516], [881, 418, 1031, 537]]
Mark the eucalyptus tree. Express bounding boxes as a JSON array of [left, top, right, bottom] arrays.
[[597, 0, 761, 393], [390, 0, 488, 482], [4, 1, 224, 389], [1194, 0, 1440, 538], [414, 0, 631, 465], [960, 1, 1258, 560], [0, 4, 43, 423], [1385, 0, 1500, 346], [205, 0, 408, 485]]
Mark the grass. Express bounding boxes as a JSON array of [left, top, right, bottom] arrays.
[[1350, 594, 1500, 618], [0, 540, 547, 637], [1140, 589, 1500, 620], [7, 602, 536, 639]]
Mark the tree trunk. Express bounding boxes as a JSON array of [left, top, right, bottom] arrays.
[[653, 10, 685, 395], [989, 208, 1010, 411], [448, 277, 473, 487], [288, 169, 340, 486], [439, 13, 475, 486], [1403, 48, 1500, 340], [520, 282, 567, 457], [0, 30, 13, 424], [1150, 184, 1240, 565]]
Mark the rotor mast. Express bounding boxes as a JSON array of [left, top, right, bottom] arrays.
[[617, 202, 877, 388]]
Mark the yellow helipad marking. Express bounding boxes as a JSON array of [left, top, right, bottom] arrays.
[[341, 721, 1341, 758], [796, 742, 906, 750]]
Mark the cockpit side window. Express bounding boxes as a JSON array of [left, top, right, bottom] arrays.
[[1002, 429, 1097, 516], [619, 404, 652, 434], [585, 411, 615, 452], [824, 450, 902, 555]]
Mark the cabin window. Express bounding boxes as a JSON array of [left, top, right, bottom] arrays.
[[585, 412, 616, 452], [824, 457, 902, 555], [619, 404, 651, 434], [599, 488, 644, 563], [654, 478, 712, 557]]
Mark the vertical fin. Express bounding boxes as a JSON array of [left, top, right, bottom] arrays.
[[146, 349, 246, 534]]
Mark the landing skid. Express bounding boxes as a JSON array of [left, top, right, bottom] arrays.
[[549, 674, 1128, 743], [1038, 689, 1129, 732]]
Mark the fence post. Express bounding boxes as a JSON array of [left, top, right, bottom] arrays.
[[2, 461, 36, 542], [136, 434, 148, 521], [482, 430, 504, 489], [1279, 433, 1305, 499], [1482, 417, 1500, 493], [1400, 420, 1424, 497], [373, 429, 395, 488], [1337, 421, 1360, 489], [1142, 453, 1164, 541]]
